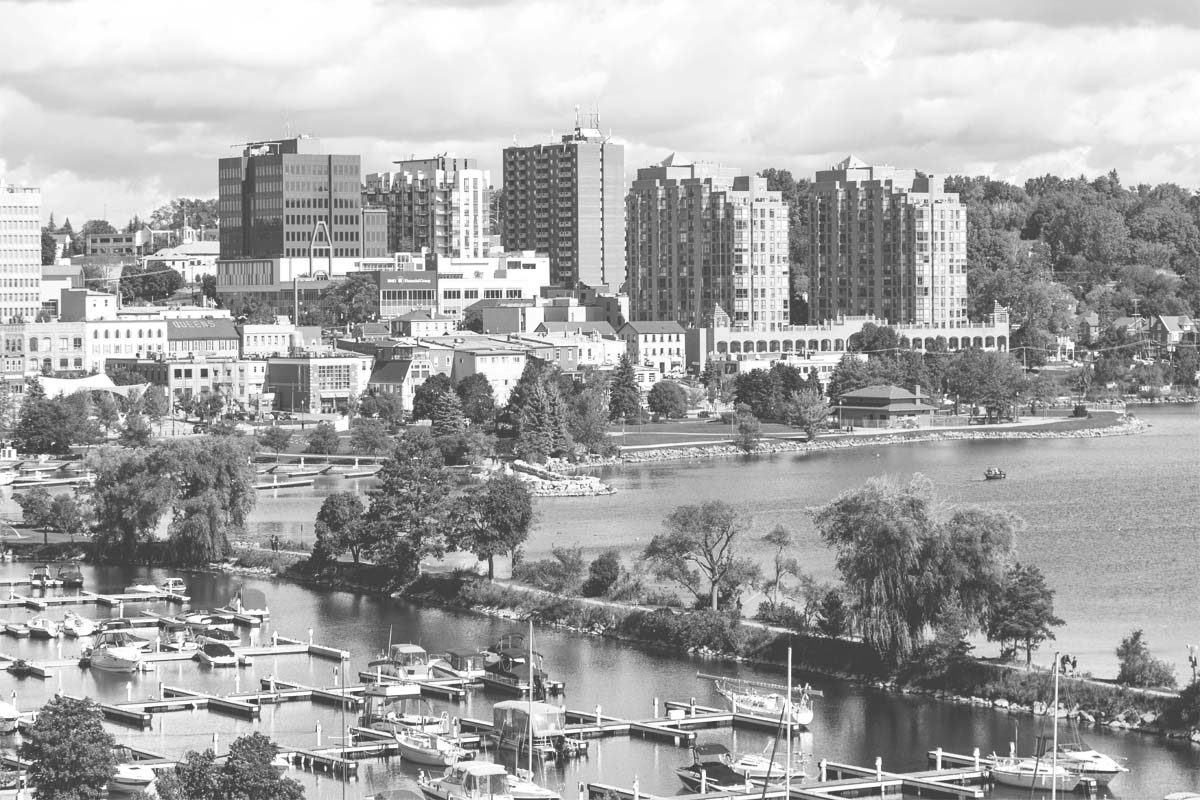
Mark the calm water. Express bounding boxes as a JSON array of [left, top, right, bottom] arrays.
[[0, 404, 1194, 797]]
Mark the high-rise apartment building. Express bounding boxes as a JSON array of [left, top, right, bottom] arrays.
[[363, 155, 490, 258], [809, 156, 967, 327], [218, 136, 363, 261], [626, 157, 789, 331], [502, 120, 625, 289], [0, 179, 43, 324]]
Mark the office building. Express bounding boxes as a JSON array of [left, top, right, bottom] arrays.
[[502, 118, 625, 288], [363, 155, 490, 257], [0, 179, 43, 324], [809, 156, 968, 327], [218, 135, 363, 261], [627, 158, 789, 331]]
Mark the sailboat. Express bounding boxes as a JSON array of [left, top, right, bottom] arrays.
[[508, 620, 564, 800], [699, 670, 822, 727]]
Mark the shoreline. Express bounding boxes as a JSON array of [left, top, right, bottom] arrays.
[[550, 412, 1149, 471]]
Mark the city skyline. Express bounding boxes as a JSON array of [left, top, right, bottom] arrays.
[[2, 0, 1198, 226]]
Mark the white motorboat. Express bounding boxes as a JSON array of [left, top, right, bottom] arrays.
[[395, 728, 471, 767], [224, 587, 269, 619], [196, 642, 238, 667], [1055, 740, 1129, 785], [96, 625, 153, 651], [989, 755, 1080, 791], [159, 577, 187, 594], [0, 701, 21, 734], [87, 639, 143, 673], [29, 564, 62, 589], [179, 610, 236, 633], [507, 768, 561, 800], [730, 750, 786, 781], [27, 617, 60, 639], [4, 622, 29, 638], [108, 763, 156, 793], [61, 611, 96, 638], [369, 643, 436, 679], [419, 762, 515, 800], [158, 622, 198, 652], [430, 649, 487, 681]]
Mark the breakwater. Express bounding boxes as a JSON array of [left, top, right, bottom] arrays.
[[510, 459, 617, 496]]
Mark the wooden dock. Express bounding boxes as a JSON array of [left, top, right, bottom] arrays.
[[357, 669, 469, 700], [0, 588, 187, 611]]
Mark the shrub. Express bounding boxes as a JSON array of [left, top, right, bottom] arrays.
[[582, 550, 621, 598], [815, 589, 850, 638], [754, 601, 810, 632], [512, 546, 585, 594], [1168, 680, 1200, 728], [1116, 629, 1176, 688], [1072, 404, 1089, 418]]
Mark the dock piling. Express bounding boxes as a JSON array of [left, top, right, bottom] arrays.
[[819, 758, 827, 781], [934, 747, 942, 769], [653, 697, 658, 718], [316, 721, 322, 747], [974, 747, 981, 767], [126, 682, 132, 702], [595, 705, 601, 725], [875, 756, 882, 780]]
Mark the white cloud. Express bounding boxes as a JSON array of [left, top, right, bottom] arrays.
[[1, 0, 1198, 224]]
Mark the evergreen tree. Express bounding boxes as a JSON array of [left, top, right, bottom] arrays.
[[430, 387, 466, 438], [609, 353, 641, 421], [515, 380, 555, 463]]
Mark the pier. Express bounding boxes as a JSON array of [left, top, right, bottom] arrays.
[[0, 588, 189, 611]]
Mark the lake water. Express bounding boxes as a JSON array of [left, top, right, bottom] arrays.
[[0, 404, 1195, 797]]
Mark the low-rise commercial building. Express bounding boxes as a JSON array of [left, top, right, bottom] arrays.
[[618, 320, 686, 375], [265, 352, 374, 414]]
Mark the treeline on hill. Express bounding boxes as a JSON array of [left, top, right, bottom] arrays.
[[762, 168, 1200, 355]]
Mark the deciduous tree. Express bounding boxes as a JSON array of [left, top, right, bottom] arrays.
[[761, 524, 801, 608], [412, 374, 454, 422], [1116, 629, 1176, 688], [648, 380, 688, 418], [314, 491, 368, 564], [19, 695, 116, 800], [642, 500, 760, 611], [986, 563, 1063, 665], [449, 473, 536, 579], [256, 426, 293, 458], [349, 418, 389, 455], [304, 422, 340, 454], [367, 432, 454, 583], [782, 388, 829, 440], [456, 373, 495, 425]]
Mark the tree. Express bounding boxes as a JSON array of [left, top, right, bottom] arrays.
[[782, 388, 829, 440], [582, 549, 622, 598], [567, 377, 611, 454], [431, 387, 467, 438], [256, 426, 293, 458], [647, 380, 688, 418], [761, 524, 802, 608], [826, 354, 874, 399], [815, 588, 850, 638], [49, 493, 86, 538], [200, 273, 218, 300], [158, 733, 302, 800], [986, 563, 1064, 665], [412, 374, 454, 422], [119, 412, 153, 447], [143, 386, 169, 427], [41, 226, 57, 266], [701, 360, 724, 403], [349, 418, 389, 455], [304, 422, 340, 454], [358, 392, 406, 428], [165, 438, 258, 565], [314, 491, 368, 563], [514, 376, 572, 463], [156, 748, 220, 800], [732, 405, 761, 452], [642, 500, 760, 611], [15, 383, 95, 454], [448, 473, 535, 579], [94, 392, 122, 436], [311, 272, 379, 326], [15, 485, 54, 531], [813, 475, 1016, 664], [84, 447, 177, 559], [19, 695, 116, 800], [366, 431, 454, 583], [1116, 629, 1177, 688], [608, 353, 642, 422], [456, 373, 495, 425], [148, 198, 219, 230]]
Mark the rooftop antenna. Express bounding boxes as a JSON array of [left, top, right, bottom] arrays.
[[574, 104, 581, 128]]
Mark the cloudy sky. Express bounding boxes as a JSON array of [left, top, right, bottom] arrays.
[[2, 0, 1199, 226]]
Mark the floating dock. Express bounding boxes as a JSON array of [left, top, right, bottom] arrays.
[[0, 588, 188, 611]]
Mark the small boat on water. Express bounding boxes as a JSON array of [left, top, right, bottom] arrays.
[[481, 633, 563, 697], [676, 743, 752, 792], [0, 700, 21, 733], [394, 728, 471, 767], [369, 643, 437, 680], [492, 700, 587, 760], [419, 762, 560, 800], [62, 612, 96, 638], [989, 755, 1079, 791], [707, 674, 821, 727], [94, 626, 153, 651], [29, 564, 62, 589], [107, 763, 156, 794], [159, 577, 187, 594], [223, 588, 269, 621], [4, 622, 29, 638], [196, 642, 238, 667], [56, 563, 84, 588], [123, 583, 160, 595], [87, 634, 144, 673], [507, 768, 561, 800], [178, 610, 236, 633], [158, 622, 198, 652], [1055, 740, 1129, 786], [984, 466, 1006, 480], [27, 617, 60, 639], [430, 649, 487, 681], [5, 660, 33, 678], [730, 750, 787, 782], [192, 626, 239, 644]]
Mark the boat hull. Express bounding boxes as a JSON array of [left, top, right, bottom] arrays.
[[88, 646, 142, 673]]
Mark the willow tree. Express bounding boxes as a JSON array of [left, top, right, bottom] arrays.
[[812, 474, 1016, 664]]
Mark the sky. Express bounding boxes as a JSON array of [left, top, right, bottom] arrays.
[[2, 0, 1200, 227]]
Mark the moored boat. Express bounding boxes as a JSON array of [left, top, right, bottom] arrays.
[[196, 641, 238, 667], [492, 700, 586, 760], [676, 743, 752, 792], [107, 763, 156, 794], [481, 633, 563, 697], [56, 562, 84, 588], [29, 564, 61, 589], [223, 588, 269, 620], [369, 643, 436, 680], [430, 649, 487, 681], [27, 616, 60, 639], [87, 635, 143, 673], [0, 700, 20, 733], [418, 762, 514, 800], [123, 583, 159, 595], [4, 622, 29, 638], [989, 755, 1079, 791], [984, 466, 1006, 480], [708, 675, 820, 727], [5, 660, 33, 678], [159, 577, 187, 594], [394, 728, 471, 767], [93, 626, 153, 651], [61, 612, 96, 638]]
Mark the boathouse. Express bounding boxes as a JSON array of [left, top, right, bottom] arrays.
[[835, 385, 936, 427]]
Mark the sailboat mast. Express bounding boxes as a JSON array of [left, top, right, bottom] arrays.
[[528, 618, 534, 776], [785, 646, 792, 790], [1051, 651, 1060, 800]]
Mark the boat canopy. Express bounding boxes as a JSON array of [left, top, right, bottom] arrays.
[[694, 743, 733, 763], [201, 643, 235, 657], [387, 644, 427, 664], [233, 588, 267, 611], [492, 700, 566, 736]]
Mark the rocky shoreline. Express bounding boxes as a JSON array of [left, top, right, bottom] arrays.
[[509, 459, 617, 496], [549, 414, 1148, 471]]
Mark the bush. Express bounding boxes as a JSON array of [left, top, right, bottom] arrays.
[[1116, 629, 1177, 688], [1169, 680, 1200, 728], [1072, 404, 1089, 418], [511, 546, 585, 594], [754, 601, 810, 632], [581, 550, 621, 598]]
